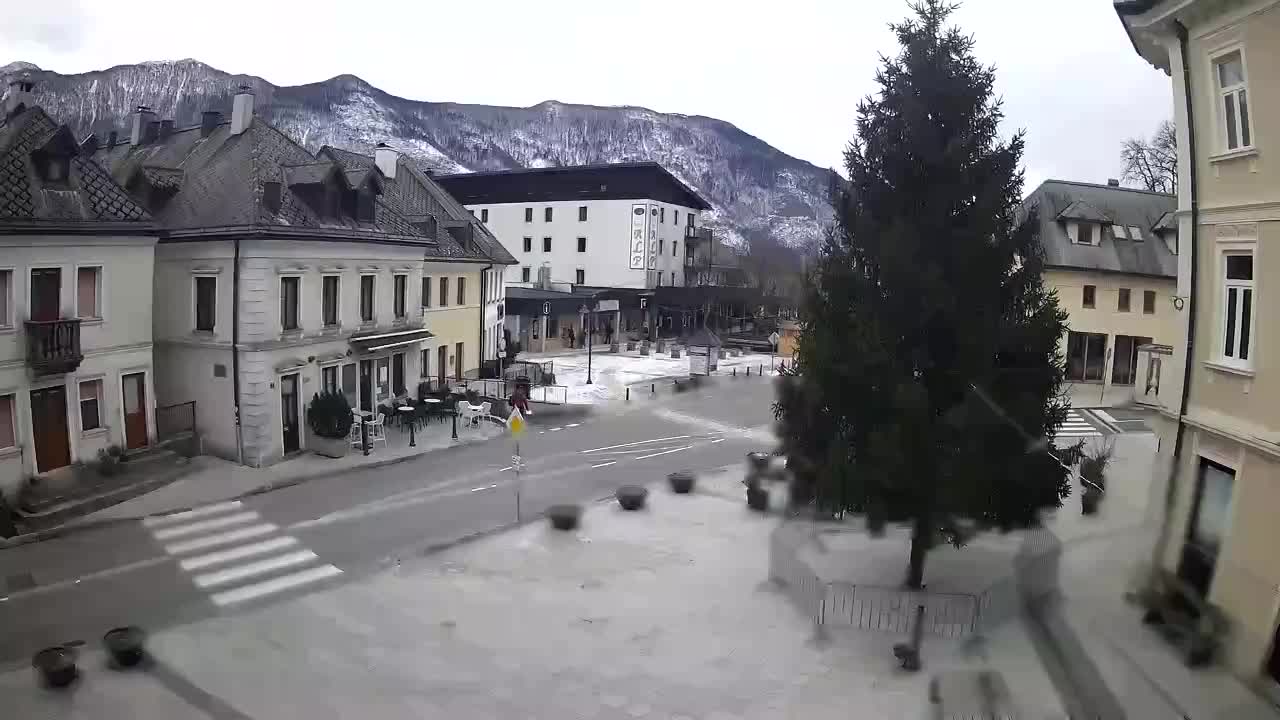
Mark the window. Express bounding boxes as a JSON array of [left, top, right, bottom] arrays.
[[578, 206, 587, 221], [393, 274, 407, 318], [659, 239, 664, 254], [1112, 335, 1153, 386], [1066, 331, 1107, 382], [375, 357, 390, 400], [687, 213, 694, 228], [321, 365, 338, 393], [524, 207, 533, 222], [1215, 51, 1251, 151], [280, 276, 300, 331], [392, 352, 405, 395], [1077, 223, 1095, 246], [544, 207, 553, 222], [674, 210, 679, 226], [360, 275, 375, 322], [1082, 284, 1096, 308], [1118, 288, 1131, 312], [1178, 459, 1236, 596], [195, 276, 216, 332], [660, 207, 665, 223], [1221, 252, 1254, 363], [670, 271, 675, 286], [322, 276, 339, 327], [575, 268, 585, 284], [421, 276, 432, 308], [420, 349, 430, 377], [457, 276, 466, 305], [262, 182, 282, 213], [1143, 290, 1156, 315], [1128, 226, 1143, 242], [455, 342, 464, 374], [79, 379, 102, 431], [0, 394, 14, 450], [543, 237, 552, 252], [521, 267, 531, 283], [673, 241, 678, 257], [480, 208, 489, 223], [77, 267, 101, 319], [1111, 224, 1127, 240], [341, 363, 357, 408], [577, 237, 587, 253], [439, 276, 449, 307], [0, 269, 10, 328], [523, 237, 532, 253]]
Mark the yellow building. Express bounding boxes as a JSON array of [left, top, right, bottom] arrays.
[[1023, 180, 1178, 391], [1120, 0, 1280, 695]]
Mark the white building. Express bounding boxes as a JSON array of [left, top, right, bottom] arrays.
[[0, 86, 159, 499]]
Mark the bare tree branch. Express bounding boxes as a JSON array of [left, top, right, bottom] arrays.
[[1121, 120, 1177, 194]]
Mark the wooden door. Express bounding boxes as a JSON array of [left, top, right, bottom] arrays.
[[122, 372, 148, 450], [280, 373, 300, 454], [30, 268, 61, 321], [30, 385, 71, 471], [359, 360, 373, 412], [437, 346, 447, 386]]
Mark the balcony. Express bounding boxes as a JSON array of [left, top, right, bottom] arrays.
[[25, 319, 83, 376], [685, 226, 712, 242]]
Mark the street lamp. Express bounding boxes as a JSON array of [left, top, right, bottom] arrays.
[[586, 309, 593, 384]]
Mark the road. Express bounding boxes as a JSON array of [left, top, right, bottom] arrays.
[[0, 375, 778, 667]]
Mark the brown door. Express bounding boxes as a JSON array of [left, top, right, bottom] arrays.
[[121, 372, 148, 450], [437, 346, 447, 386], [280, 373, 300, 454], [30, 268, 61, 321], [30, 385, 71, 472]]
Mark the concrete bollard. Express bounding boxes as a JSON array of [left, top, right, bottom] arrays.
[[746, 366, 751, 377], [651, 383, 655, 394], [626, 387, 630, 401], [733, 368, 736, 377]]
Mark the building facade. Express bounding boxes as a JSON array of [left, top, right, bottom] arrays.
[[1120, 0, 1280, 694], [0, 86, 158, 499]]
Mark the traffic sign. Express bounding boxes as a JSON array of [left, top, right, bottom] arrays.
[[507, 407, 527, 436], [542, 301, 551, 316], [769, 331, 781, 346]]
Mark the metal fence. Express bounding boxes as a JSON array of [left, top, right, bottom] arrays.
[[156, 401, 196, 440], [416, 375, 569, 406]]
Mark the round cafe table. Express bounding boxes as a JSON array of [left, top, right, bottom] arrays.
[[398, 405, 417, 447]]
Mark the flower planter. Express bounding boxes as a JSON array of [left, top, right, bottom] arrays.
[[616, 485, 648, 511], [656, 340, 666, 353], [33, 646, 78, 688], [311, 435, 349, 459], [717, 349, 727, 359], [547, 504, 581, 531], [103, 626, 146, 668], [671, 347, 682, 359], [610, 343, 620, 353], [639, 342, 650, 356], [667, 471, 695, 494], [746, 486, 769, 511], [626, 341, 636, 351], [1081, 490, 1102, 515], [747, 451, 772, 474]]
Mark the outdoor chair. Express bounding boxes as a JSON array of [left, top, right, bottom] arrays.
[[364, 415, 388, 450]]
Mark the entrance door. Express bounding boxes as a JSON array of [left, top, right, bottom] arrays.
[[359, 360, 373, 413], [1267, 624, 1280, 689], [280, 373, 300, 454], [437, 346, 447, 386], [121, 372, 148, 450], [30, 385, 71, 472], [1112, 335, 1153, 386], [1066, 331, 1108, 382], [30, 268, 61, 321]]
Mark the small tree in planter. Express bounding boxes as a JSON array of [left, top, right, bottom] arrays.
[[307, 391, 354, 458], [1079, 440, 1114, 515]]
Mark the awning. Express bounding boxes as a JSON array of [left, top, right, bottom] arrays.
[[350, 326, 434, 354]]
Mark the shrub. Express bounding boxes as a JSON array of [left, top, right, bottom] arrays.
[[307, 391, 354, 440], [1079, 440, 1115, 492]]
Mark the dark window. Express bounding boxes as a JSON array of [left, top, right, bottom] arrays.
[[440, 277, 449, 307], [262, 182, 282, 213], [1118, 288, 1131, 312], [481, 208, 489, 223], [457, 277, 466, 305], [575, 269, 585, 284], [687, 214, 694, 228], [394, 274, 407, 318], [79, 380, 101, 431], [670, 271, 675, 286], [577, 237, 587, 253], [521, 267, 531, 282], [356, 190, 375, 222], [1078, 223, 1094, 246], [322, 275, 339, 327], [42, 156, 71, 187], [543, 237, 552, 252], [195, 276, 217, 332], [659, 239, 664, 254], [660, 207, 665, 223], [413, 216, 438, 237], [544, 207, 553, 222], [392, 353, 405, 395], [673, 241, 678, 257], [674, 210, 679, 226], [525, 207, 533, 222], [360, 275, 375, 322], [1178, 459, 1235, 596], [1112, 335, 1153, 385], [1082, 285, 1096, 308], [1143, 290, 1156, 314], [322, 366, 338, 393], [1066, 331, 1107, 382], [1226, 254, 1253, 280], [523, 237, 532, 252], [578, 206, 587, 221], [422, 277, 432, 308], [280, 276, 300, 331]]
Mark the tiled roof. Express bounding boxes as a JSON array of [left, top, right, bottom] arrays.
[[1023, 180, 1177, 278], [0, 106, 150, 226]]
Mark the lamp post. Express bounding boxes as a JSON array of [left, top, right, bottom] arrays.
[[451, 400, 459, 440], [586, 309, 594, 385]]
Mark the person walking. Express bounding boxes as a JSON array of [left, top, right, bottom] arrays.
[[605, 323, 614, 345], [567, 327, 575, 350]]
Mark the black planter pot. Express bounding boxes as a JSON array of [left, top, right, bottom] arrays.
[[104, 626, 146, 668], [1081, 490, 1102, 515], [547, 504, 581, 531], [616, 485, 648, 511], [33, 646, 78, 688], [746, 486, 769, 512], [667, 471, 695, 494], [747, 452, 771, 473]]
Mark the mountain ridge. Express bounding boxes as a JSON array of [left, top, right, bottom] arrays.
[[2, 58, 833, 250]]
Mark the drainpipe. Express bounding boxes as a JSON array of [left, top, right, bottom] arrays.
[[478, 263, 493, 374], [1156, 19, 1200, 574], [232, 236, 244, 465]]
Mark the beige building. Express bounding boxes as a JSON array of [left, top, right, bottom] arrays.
[[1120, 0, 1280, 695]]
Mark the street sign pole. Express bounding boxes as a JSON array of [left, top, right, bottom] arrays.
[[586, 311, 593, 384], [507, 407, 527, 522]]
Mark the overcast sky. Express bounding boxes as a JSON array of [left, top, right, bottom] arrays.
[[5, 0, 1171, 192]]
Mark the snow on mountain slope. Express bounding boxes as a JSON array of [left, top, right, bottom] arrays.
[[2, 59, 833, 248]]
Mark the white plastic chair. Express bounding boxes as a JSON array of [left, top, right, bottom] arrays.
[[455, 402, 475, 429], [476, 401, 492, 427], [364, 415, 388, 449], [348, 416, 363, 447]]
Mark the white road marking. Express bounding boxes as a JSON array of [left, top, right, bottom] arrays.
[[142, 501, 243, 527], [209, 564, 342, 607], [498, 466, 513, 472], [591, 461, 617, 468], [566, 423, 580, 428], [550, 427, 563, 432], [470, 484, 497, 492], [179, 536, 299, 571], [164, 524, 278, 555], [151, 512, 260, 541], [194, 550, 319, 589], [1094, 410, 1118, 425], [711, 438, 725, 444], [635, 444, 693, 460], [580, 435, 691, 454]]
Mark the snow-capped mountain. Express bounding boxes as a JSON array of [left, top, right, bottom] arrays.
[[2, 59, 834, 250]]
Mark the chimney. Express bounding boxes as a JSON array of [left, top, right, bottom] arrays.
[[4, 76, 34, 117], [1107, 178, 1120, 187], [145, 120, 161, 143], [230, 85, 254, 136], [159, 119, 174, 139], [107, 130, 118, 147], [131, 105, 157, 145], [374, 142, 399, 179], [200, 110, 222, 138]]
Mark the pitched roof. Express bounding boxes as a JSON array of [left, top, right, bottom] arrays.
[[436, 162, 712, 211], [0, 105, 151, 229], [1023, 179, 1177, 279]]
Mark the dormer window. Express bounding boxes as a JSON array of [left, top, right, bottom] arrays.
[[356, 189, 375, 222], [43, 156, 71, 186], [1076, 222, 1095, 246]]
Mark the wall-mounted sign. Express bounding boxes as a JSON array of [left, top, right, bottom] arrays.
[[594, 299, 619, 313], [542, 301, 551, 316], [647, 204, 659, 270], [629, 204, 647, 270]]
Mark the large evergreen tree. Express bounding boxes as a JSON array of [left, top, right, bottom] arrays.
[[775, 1, 1073, 589]]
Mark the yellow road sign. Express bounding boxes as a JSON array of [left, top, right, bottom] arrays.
[[507, 407, 526, 436]]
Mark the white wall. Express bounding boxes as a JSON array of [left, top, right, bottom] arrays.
[[469, 198, 702, 289]]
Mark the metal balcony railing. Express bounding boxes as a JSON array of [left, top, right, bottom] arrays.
[[25, 319, 83, 376]]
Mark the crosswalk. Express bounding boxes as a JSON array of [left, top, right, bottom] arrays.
[[1054, 409, 1104, 441], [143, 500, 341, 608]]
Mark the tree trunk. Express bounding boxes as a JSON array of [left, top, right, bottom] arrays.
[[905, 514, 931, 589]]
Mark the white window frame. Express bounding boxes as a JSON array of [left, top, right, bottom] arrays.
[[1111, 224, 1127, 240], [420, 348, 431, 378], [521, 267, 531, 283], [279, 274, 302, 332], [320, 274, 341, 328], [0, 391, 18, 452], [1217, 242, 1256, 369], [192, 274, 218, 333], [359, 273, 377, 324], [0, 267, 14, 331], [79, 377, 105, 433], [74, 264, 103, 321], [1210, 46, 1253, 154], [393, 273, 408, 319]]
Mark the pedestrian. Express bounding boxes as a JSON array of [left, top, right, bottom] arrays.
[[605, 323, 614, 345], [567, 327, 575, 349], [509, 385, 532, 417]]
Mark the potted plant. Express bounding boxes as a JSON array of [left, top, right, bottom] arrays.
[[616, 485, 648, 511], [96, 448, 122, 477], [307, 391, 354, 458], [547, 504, 581, 530], [667, 470, 695, 494], [746, 480, 769, 511], [103, 626, 146, 668], [32, 645, 78, 688], [1079, 441, 1113, 516], [671, 346, 682, 359]]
